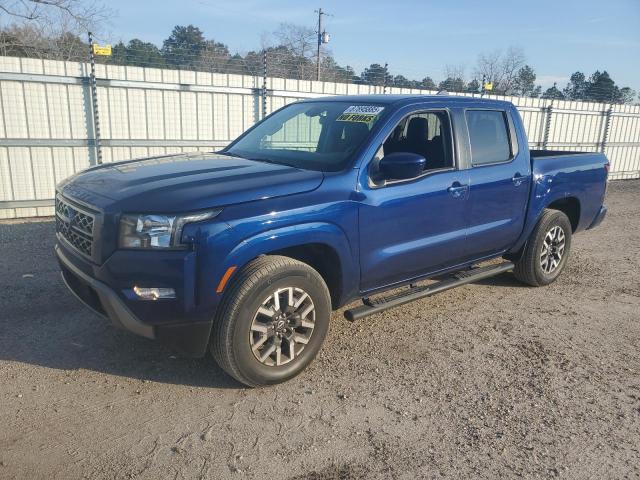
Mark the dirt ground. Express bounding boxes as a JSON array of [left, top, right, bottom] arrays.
[[1, 180, 639, 479]]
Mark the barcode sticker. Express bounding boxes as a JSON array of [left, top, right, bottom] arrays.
[[342, 105, 385, 115], [338, 105, 384, 123]]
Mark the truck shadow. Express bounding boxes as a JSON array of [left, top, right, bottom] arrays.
[[428, 270, 529, 288], [0, 221, 241, 389], [1, 222, 525, 389], [473, 272, 531, 288], [0, 296, 243, 389], [0, 299, 243, 389], [1, 268, 525, 390]]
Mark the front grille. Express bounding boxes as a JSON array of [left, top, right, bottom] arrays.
[[55, 196, 95, 258]]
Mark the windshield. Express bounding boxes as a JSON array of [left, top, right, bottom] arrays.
[[224, 101, 386, 171]]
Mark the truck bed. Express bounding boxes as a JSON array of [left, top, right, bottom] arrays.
[[526, 149, 608, 235], [530, 149, 605, 159]]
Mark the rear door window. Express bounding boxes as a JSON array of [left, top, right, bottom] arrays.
[[466, 110, 512, 166]]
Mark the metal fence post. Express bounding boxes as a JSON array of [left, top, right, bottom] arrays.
[[542, 100, 553, 150], [262, 49, 267, 120], [601, 105, 613, 153], [383, 62, 388, 94], [87, 32, 103, 164]]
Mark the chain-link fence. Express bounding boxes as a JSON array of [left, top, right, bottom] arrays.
[[0, 47, 639, 218]]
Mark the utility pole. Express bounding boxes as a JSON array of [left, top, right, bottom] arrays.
[[315, 8, 330, 81]]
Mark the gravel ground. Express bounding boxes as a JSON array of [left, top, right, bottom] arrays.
[[1, 180, 639, 479]]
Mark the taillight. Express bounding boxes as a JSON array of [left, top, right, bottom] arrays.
[[604, 162, 610, 176], [604, 162, 610, 196]]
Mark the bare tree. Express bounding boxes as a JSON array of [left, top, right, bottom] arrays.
[[439, 64, 466, 92], [270, 23, 334, 81], [443, 63, 465, 82], [195, 39, 232, 73], [474, 47, 526, 93], [273, 22, 316, 59], [0, 0, 109, 31], [0, 22, 88, 60], [0, 0, 111, 61], [500, 47, 526, 92], [475, 50, 502, 87]]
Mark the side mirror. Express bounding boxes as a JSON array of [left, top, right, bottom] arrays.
[[379, 152, 426, 180]]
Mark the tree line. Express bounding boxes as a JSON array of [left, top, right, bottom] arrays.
[[0, 20, 637, 104]]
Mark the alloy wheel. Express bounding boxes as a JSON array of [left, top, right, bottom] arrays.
[[540, 225, 566, 274], [249, 287, 315, 366]]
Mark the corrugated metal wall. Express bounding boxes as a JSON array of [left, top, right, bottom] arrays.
[[1, 56, 639, 219]]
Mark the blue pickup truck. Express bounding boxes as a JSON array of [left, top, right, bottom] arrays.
[[55, 95, 608, 386]]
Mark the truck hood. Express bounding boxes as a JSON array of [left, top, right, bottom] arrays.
[[58, 152, 324, 212]]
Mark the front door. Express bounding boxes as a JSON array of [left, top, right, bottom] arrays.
[[358, 109, 469, 292]]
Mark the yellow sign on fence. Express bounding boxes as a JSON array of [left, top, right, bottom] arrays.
[[92, 44, 112, 56]]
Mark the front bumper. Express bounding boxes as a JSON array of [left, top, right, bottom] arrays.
[[56, 245, 213, 356]]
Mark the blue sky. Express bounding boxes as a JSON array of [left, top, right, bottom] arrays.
[[103, 0, 640, 90]]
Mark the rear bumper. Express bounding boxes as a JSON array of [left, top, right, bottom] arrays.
[[588, 205, 607, 230], [56, 245, 212, 356]]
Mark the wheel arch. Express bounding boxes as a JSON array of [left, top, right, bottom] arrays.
[[546, 196, 581, 232], [509, 190, 582, 255], [220, 222, 359, 309], [266, 243, 343, 308]]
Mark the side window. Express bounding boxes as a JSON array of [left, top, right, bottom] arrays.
[[466, 110, 512, 165], [381, 111, 454, 171]]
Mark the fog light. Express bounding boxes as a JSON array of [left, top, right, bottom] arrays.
[[132, 286, 176, 300]]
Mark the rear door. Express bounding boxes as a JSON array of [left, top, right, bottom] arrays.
[[464, 108, 531, 260]]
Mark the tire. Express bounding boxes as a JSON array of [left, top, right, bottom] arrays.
[[210, 255, 331, 387], [513, 209, 573, 287]]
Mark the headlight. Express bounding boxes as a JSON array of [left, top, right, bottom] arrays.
[[119, 210, 220, 249]]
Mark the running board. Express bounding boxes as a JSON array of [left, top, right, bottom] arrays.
[[344, 262, 514, 322]]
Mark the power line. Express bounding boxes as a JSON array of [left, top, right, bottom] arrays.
[[1, 34, 637, 104]]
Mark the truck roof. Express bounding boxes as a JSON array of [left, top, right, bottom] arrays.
[[303, 94, 514, 109]]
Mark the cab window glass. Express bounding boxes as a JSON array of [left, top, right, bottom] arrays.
[[466, 110, 511, 165], [381, 111, 454, 171]]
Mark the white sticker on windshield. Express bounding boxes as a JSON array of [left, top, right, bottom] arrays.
[[338, 105, 385, 124], [343, 105, 385, 115]]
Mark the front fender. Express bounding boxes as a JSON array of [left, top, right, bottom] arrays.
[[203, 222, 359, 309]]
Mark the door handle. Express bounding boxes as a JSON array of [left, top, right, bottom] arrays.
[[448, 183, 468, 199], [512, 173, 525, 186]]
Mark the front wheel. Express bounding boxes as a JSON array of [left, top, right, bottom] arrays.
[[210, 255, 331, 387], [513, 209, 573, 287]]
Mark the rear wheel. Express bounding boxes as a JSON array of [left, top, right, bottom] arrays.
[[211, 255, 331, 387], [513, 209, 572, 287]]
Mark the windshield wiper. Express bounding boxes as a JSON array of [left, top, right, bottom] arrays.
[[220, 151, 294, 168], [246, 156, 293, 167], [217, 151, 243, 158], [219, 151, 277, 163], [249, 157, 279, 165]]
